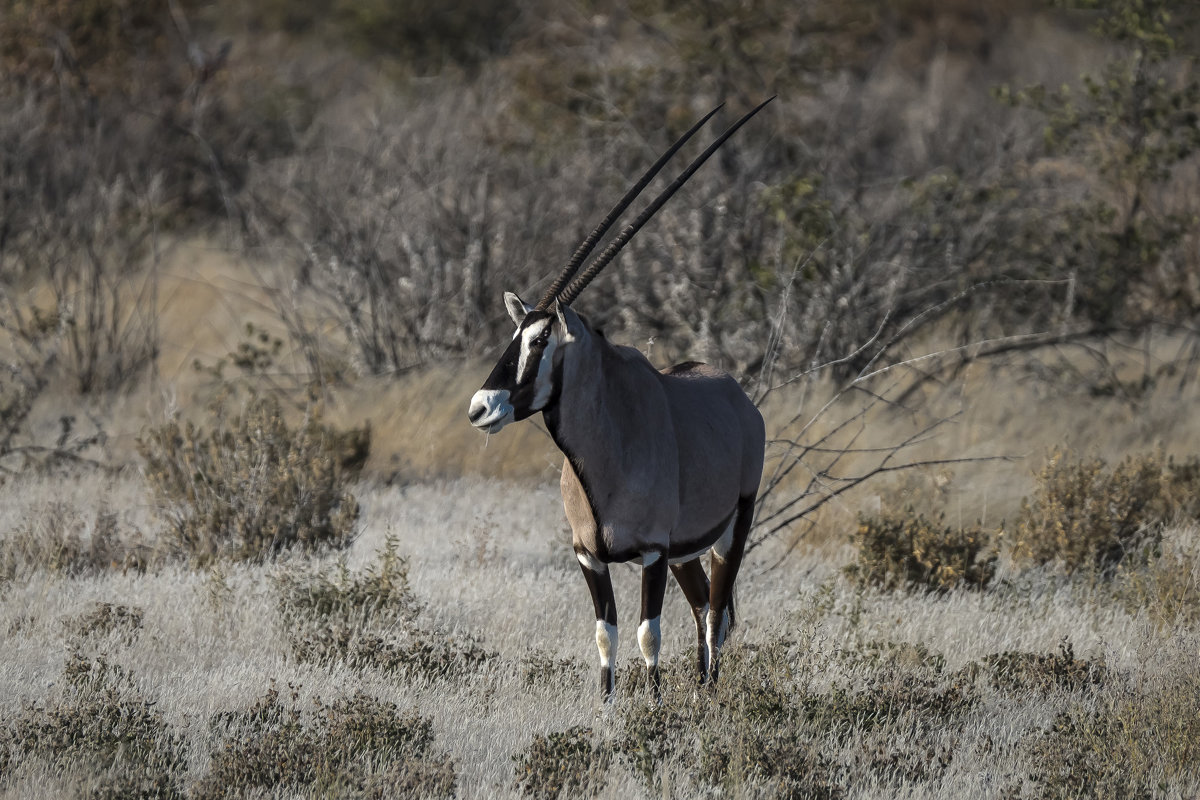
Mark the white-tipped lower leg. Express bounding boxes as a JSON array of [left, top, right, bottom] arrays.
[[596, 619, 618, 693], [637, 616, 662, 669], [706, 606, 730, 677]]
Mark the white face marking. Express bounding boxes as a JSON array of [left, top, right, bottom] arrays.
[[637, 617, 662, 668], [516, 319, 550, 384], [577, 552, 607, 573], [595, 620, 618, 669], [468, 389, 514, 433]]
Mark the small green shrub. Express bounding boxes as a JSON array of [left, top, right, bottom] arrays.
[[847, 511, 997, 592], [1021, 677, 1200, 800], [5, 652, 186, 799], [513, 726, 610, 800], [1014, 450, 1200, 572], [63, 602, 145, 644], [605, 637, 972, 798], [983, 640, 1107, 695], [276, 537, 496, 681], [194, 683, 455, 800], [139, 394, 366, 565], [519, 651, 586, 689]]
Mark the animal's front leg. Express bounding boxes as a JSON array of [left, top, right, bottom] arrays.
[[577, 551, 618, 698], [638, 552, 669, 701]]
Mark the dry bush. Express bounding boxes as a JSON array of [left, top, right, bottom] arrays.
[[194, 683, 455, 800], [1113, 524, 1200, 626], [508, 636, 979, 798], [138, 394, 365, 565], [63, 603, 145, 645], [2, 652, 187, 799], [512, 726, 610, 800], [519, 652, 587, 689], [1013, 449, 1200, 572], [275, 537, 496, 682], [846, 511, 997, 592], [1018, 674, 1200, 800], [983, 640, 1107, 696], [0, 503, 152, 581]]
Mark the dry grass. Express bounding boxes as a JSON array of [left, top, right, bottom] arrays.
[[2, 473, 1200, 798]]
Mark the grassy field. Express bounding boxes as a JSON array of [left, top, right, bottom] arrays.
[[2, 460, 1199, 798]]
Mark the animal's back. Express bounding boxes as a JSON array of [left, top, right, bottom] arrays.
[[658, 361, 765, 536]]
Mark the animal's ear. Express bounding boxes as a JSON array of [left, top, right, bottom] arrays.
[[553, 301, 583, 344], [504, 292, 533, 327]]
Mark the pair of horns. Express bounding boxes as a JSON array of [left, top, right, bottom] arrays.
[[534, 96, 775, 312]]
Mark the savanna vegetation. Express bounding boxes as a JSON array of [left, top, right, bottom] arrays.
[[2, 0, 1200, 797]]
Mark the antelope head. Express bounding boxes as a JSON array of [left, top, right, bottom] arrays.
[[468, 98, 774, 434]]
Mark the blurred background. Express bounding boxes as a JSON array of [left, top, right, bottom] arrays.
[[1, 0, 1198, 538]]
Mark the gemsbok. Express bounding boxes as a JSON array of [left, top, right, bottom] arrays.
[[467, 100, 770, 699]]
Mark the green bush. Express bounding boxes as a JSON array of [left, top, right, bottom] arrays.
[[513, 726, 610, 800], [847, 511, 997, 592], [138, 394, 366, 565], [983, 640, 1107, 695], [1014, 449, 1200, 572], [276, 537, 496, 681], [63, 602, 145, 644], [194, 683, 455, 800], [4, 652, 187, 799], [1020, 676, 1200, 800]]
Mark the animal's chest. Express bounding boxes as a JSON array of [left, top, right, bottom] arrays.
[[559, 455, 674, 562]]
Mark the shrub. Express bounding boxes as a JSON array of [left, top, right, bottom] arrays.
[[1020, 677, 1200, 800], [1013, 449, 1200, 572], [1114, 523, 1200, 626], [983, 640, 1107, 695], [276, 537, 496, 681], [847, 511, 997, 592], [602, 637, 974, 798], [513, 726, 610, 800], [0, 503, 151, 581], [63, 602, 145, 645], [194, 683, 455, 800], [138, 394, 366, 565], [5, 652, 186, 799]]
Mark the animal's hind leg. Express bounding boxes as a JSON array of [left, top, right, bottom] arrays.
[[670, 559, 710, 685], [578, 552, 618, 699], [707, 494, 756, 683]]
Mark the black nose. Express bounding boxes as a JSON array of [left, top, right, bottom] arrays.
[[468, 397, 488, 424]]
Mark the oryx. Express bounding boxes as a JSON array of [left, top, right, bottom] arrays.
[[468, 100, 770, 698]]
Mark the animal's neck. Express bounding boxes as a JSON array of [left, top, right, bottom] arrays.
[[542, 334, 624, 478]]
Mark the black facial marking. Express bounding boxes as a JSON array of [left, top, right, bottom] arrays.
[[479, 310, 557, 421]]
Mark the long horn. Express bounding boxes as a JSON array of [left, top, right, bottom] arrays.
[[534, 104, 726, 311], [556, 96, 775, 308]]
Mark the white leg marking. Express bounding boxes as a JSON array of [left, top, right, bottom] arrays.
[[577, 552, 608, 573], [706, 607, 730, 662], [596, 620, 618, 669], [637, 616, 662, 669]]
